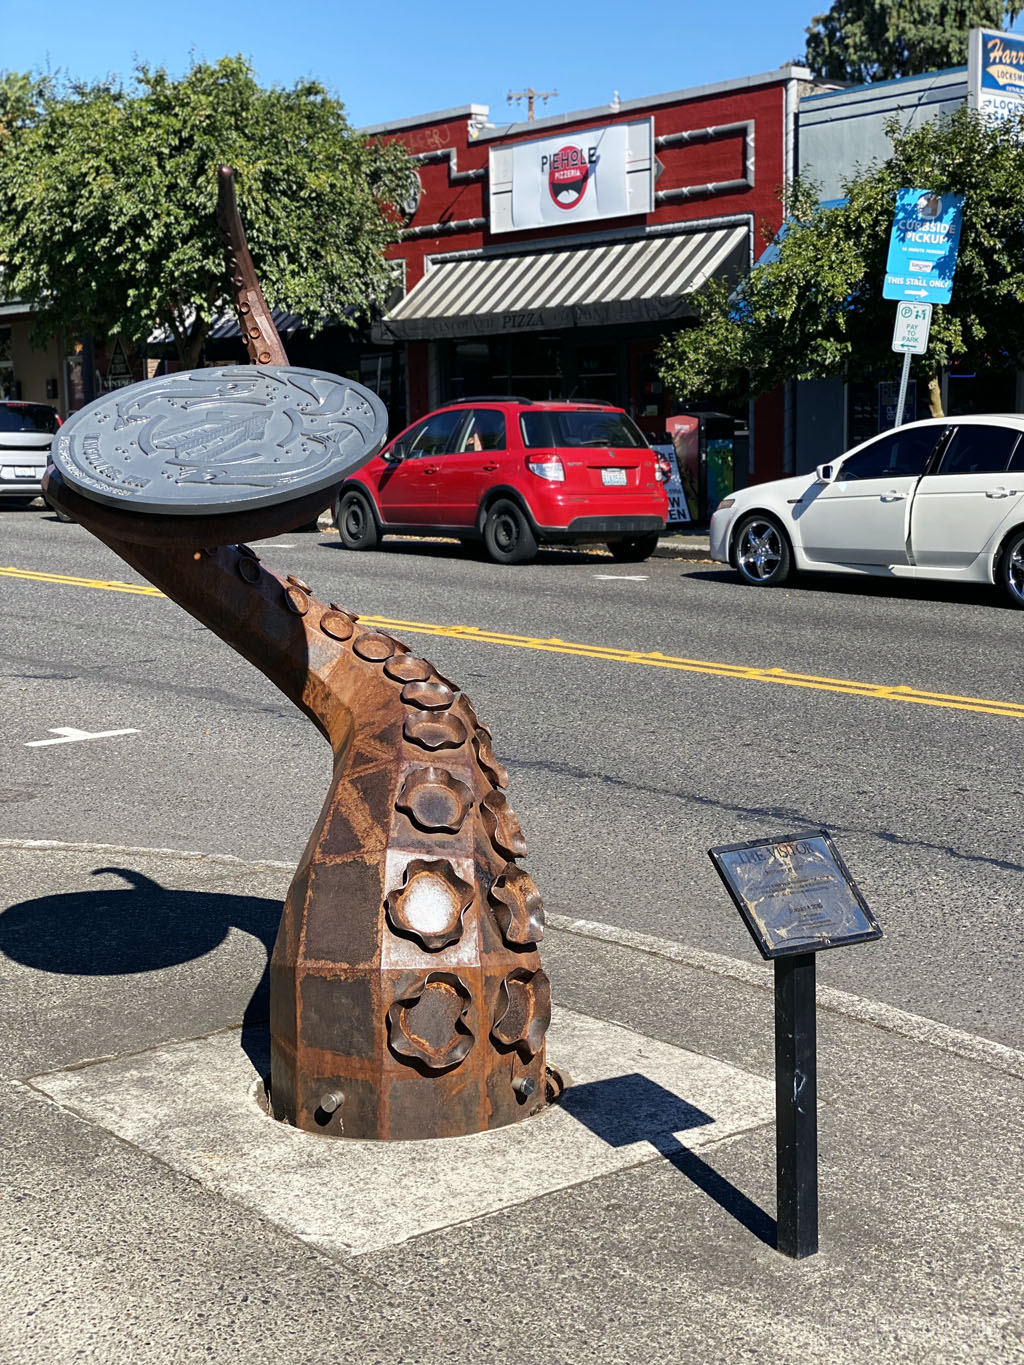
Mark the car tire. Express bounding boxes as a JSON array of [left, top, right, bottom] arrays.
[[996, 527, 1024, 608], [733, 514, 792, 587], [336, 489, 380, 551], [483, 499, 537, 565], [607, 533, 660, 563]]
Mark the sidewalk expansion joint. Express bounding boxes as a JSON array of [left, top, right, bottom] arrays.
[[4, 838, 1022, 1080]]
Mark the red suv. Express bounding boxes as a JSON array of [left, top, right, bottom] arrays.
[[333, 397, 668, 565]]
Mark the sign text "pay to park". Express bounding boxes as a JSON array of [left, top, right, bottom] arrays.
[[891, 301, 932, 355]]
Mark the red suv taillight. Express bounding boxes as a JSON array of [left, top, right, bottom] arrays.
[[526, 454, 565, 483]]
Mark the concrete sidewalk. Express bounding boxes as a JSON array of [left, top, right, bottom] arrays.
[[652, 530, 712, 560], [315, 511, 714, 562], [0, 840, 1020, 1364]]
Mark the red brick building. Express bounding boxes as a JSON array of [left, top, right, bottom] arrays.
[[367, 66, 823, 499]]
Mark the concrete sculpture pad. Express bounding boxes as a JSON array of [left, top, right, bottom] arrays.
[[28, 1006, 774, 1258]]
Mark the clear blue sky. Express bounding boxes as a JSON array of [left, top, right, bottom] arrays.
[[0, 0, 888, 129]]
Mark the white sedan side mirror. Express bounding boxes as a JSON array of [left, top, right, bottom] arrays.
[[815, 463, 837, 484]]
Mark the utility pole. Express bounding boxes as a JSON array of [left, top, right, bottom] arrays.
[[507, 87, 558, 122]]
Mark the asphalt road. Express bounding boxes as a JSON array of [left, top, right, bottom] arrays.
[[2, 505, 1022, 1051]]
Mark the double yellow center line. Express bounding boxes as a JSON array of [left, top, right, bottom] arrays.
[[3, 564, 1023, 720]]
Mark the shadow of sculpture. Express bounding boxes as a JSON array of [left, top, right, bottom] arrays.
[[0, 866, 278, 1075]]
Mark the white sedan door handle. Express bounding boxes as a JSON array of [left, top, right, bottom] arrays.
[[986, 487, 1011, 498], [880, 490, 905, 502]]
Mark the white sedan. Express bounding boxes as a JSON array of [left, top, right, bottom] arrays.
[[709, 416, 1024, 607]]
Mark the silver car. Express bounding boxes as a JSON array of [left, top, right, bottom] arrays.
[[0, 401, 62, 507], [709, 416, 1024, 608]]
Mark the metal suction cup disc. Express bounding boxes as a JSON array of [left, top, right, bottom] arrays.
[[51, 365, 388, 516]]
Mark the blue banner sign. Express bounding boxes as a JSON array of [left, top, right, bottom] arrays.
[[883, 189, 964, 305]]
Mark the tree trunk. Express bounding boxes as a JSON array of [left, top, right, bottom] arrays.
[[927, 373, 944, 418], [164, 309, 209, 371], [182, 317, 209, 371]]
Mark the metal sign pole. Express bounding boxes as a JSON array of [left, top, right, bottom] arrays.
[[894, 351, 912, 427], [774, 951, 819, 1258], [709, 830, 882, 1262]]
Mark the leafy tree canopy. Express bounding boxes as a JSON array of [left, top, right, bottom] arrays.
[[805, 0, 1022, 82], [0, 57, 417, 368], [658, 106, 1024, 415]]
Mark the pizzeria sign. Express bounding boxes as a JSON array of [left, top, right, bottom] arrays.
[[489, 118, 654, 234]]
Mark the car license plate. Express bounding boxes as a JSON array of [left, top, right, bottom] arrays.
[[14, 467, 36, 479], [601, 468, 627, 486]]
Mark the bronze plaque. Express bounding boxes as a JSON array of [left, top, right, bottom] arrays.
[[708, 831, 881, 960]]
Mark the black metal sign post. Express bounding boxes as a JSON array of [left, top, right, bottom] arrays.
[[774, 951, 818, 1258], [708, 830, 882, 1260]]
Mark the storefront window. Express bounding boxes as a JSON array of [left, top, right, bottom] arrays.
[[574, 343, 617, 402], [445, 336, 566, 401], [449, 341, 493, 398], [946, 368, 1016, 417], [847, 375, 918, 445], [359, 350, 406, 429], [508, 335, 563, 400]]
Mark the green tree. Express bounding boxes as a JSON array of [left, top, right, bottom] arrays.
[[805, 0, 1023, 82], [0, 57, 416, 369], [0, 71, 49, 142], [658, 106, 1024, 419]]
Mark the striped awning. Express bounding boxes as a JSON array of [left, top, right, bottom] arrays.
[[148, 306, 307, 348], [375, 225, 748, 342]]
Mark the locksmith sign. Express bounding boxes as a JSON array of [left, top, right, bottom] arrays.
[[883, 188, 964, 306], [969, 27, 1024, 125], [489, 119, 654, 233]]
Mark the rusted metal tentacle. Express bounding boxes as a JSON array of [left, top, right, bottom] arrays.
[[42, 472, 550, 1140], [39, 170, 553, 1142], [216, 165, 289, 367]]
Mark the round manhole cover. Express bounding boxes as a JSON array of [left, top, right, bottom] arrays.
[[51, 365, 388, 515]]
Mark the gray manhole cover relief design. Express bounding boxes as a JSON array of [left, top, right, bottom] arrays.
[[52, 365, 388, 515]]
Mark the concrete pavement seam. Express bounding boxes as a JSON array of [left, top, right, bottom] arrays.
[[11, 1069, 398, 1285], [3, 837, 1021, 1082], [546, 912, 1024, 1082]]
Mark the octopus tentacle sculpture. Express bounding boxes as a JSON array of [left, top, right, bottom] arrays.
[[43, 167, 551, 1141]]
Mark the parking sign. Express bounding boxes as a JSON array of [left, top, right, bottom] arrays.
[[891, 301, 932, 355], [883, 189, 964, 305]]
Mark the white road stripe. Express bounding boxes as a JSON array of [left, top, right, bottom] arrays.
[[593, 573, 649, 580], [25, 727, 139, 748]]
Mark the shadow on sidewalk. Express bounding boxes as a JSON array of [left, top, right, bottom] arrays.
[[0, 866, 278, 1073], [560, 1073, 776, 1247]]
